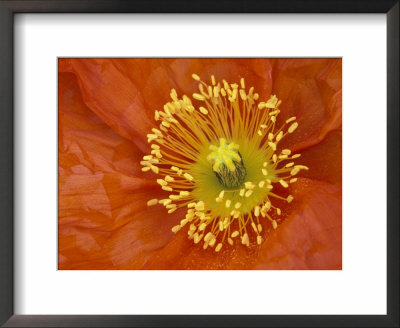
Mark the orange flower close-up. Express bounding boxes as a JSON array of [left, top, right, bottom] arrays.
[[58, 58, 342, 270]]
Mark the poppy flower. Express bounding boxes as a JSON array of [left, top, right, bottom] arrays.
[[58, 58, 342, 270]]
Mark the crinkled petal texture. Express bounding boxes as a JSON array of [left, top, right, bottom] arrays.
[[58, 58, 342, 270]]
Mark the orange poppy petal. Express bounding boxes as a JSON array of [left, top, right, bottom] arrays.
[[59, 72, 144, 176], [272, 58, 342, 152], [254, 178, 342, 269], [110, 58, 273, 104], [296, 129, 342, 186], [166, 58, 274, 100], [59, 179, 183, 269], [60, 58, 274, 133], [59, 59, 154, 152], [58, 72, 179, 269], [143, 178, 341, 270]]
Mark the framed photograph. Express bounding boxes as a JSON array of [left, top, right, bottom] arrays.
[[0, 1, 398, 327]]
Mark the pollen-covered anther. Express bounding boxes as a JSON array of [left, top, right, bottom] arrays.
[[159, 199, 171, 205], [209, 237, 216, 248], [279, 180, 289, 188], [199, 106, 208, 115], [290, 167, 300, 176], [241, 233, 249, 246], [157, 179, 167, 186], [268, 141, 277, 151], [192, 73, 201, 81], [276, 131, 284, 142], [215, 243, 223, 252], [257, 235, 262, 245], [193, 93, 205, 101], [192, 232, 199, 242], [184, 173, 194, 181], [244, 181, 255, 190], [232, 210, 240, 219], [195, 201, 205, 211], [271, 220, 278, 230], [288, 122, 299, 133], [147, 199, 158, 206]]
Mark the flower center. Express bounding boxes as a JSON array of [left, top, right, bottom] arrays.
[[207, 138, 246, 189], [142, 74, 308, 252]]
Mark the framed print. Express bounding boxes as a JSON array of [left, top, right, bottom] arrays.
[[0, 1, 398, 327], [57, 57, 343, 271]]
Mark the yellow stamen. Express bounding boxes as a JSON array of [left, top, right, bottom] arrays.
[[272, 220, 278, 230], [215, 243, 223, 252], [141, 74, 306, 250], [184, 173, 194, 181], [195, 201, 205, 211], [199, 106, 208, 115], [288, 122, 298, 133], [279, 180, 289, 188], [147, 199, 158, 206], [193, 93, 205, 101]]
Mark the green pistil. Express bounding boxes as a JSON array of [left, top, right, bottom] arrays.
[[213, 152, 246, 188]]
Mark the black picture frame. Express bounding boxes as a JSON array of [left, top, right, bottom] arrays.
[[0, 1, 398, 327]]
